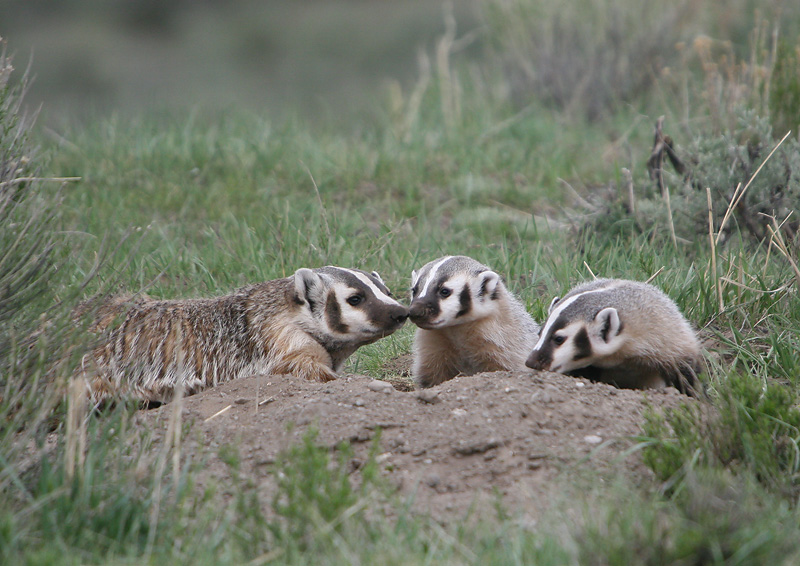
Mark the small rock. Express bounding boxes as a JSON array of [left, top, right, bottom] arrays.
[[416, 389, 440, 404], [234, 398, 249, 405], [575, 381, 585, 388], [353, 398, 365, 407], [451, 408, 467, 417], [368, 380, 394, 394], [504, 386, 519, 393], [453, 437, 503, 456], [527, 460, 543, 470], [583, 435, 603, 445], [425, 474, 441, 488], [376, 452, 392, 464]]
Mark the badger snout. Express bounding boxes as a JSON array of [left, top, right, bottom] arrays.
[[408, 300, 439, 327], [387, 305, 409, 327], [526, 349, 551, 371]]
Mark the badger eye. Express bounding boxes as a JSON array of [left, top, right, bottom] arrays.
[[552, 334, 566, 346], [439, 287, 452, 298], [346, 295, 364, 306]]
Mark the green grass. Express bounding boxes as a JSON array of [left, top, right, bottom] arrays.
[[4, 2, 800, 563]]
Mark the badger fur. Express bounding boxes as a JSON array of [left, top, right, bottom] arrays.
[[79, 267, 408, 403], [408, 255, 540, 388], [526, 278, 702, 395]]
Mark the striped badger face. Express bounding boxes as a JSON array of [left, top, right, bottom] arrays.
[[526, 288, 624, 374], [408, 255, 502, 329], [294, 266, 408, 344]]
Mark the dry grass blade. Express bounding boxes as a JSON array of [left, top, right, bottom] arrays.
[[707, 187, 723, 311], [764, 213, 800, 290], [715, 130, 792, 245], [645, 266, 665, 284], [204, 404, 232, 422], [64, 377, 87, 481]]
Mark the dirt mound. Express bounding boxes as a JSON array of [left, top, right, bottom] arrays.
[[141, 369, 693, 520]]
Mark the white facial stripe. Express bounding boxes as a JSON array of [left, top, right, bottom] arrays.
[[550, 321, 584, 372], [420, 256, 452, 297], [533, 285, 619, 350], [346, 269, 399, 306]]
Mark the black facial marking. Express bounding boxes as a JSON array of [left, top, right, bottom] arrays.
[[478, 275, 489, 298], [456, 285, 472, 317], [598, 312, 624, 342], [599, 312, 611, 342], [572, 327, 592, 361], [325, 292, 349, 333]]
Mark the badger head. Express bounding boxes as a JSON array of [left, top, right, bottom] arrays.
[[293, 266, 408, 347], [526, 288, 625, 374], [408, 255, 504, 329]]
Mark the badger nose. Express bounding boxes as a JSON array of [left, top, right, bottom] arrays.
[[526, 349, 548, 371], [408, 301, 427, 321], [391, 307, 408, 325]]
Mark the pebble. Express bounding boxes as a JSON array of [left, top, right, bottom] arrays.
[[451, 408, 467, 417], [453, 437, 502, 455], [353, 398, 365, 407], [416, 389, 440, 404], [367, 380, 394, 394], [583, 435, 603, 444]]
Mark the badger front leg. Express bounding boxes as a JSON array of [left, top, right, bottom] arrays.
[[268, 340, 339, 382]]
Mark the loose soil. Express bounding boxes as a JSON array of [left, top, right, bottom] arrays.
[[140, 368, 694, 521]]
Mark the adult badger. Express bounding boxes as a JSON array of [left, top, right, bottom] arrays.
[[79, 267, 408, 403]]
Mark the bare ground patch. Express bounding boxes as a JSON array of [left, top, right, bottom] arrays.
[[138, 370, 693, 522]]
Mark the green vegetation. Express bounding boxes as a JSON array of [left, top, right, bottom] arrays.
[[3, 0, 800, 562]]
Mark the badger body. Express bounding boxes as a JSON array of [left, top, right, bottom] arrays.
[[408, 255, 540, 388], [80, 267, 408, 403], [526, 278, 702, 395]]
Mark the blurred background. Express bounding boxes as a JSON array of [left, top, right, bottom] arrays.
[[0, 0, 479, 124]]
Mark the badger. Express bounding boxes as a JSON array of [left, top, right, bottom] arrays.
[[525, 278, 702, 395], [79, 266, 408, 403], [408, 255, 540, 388]]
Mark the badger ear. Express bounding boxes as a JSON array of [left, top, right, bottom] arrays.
[[594, 307, 621, 343], [548, 296, 561, 314], [478, 270, 500, 298], [293, 268, 325, 308]]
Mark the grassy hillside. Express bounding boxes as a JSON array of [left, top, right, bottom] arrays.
[[3, 0, 800, 562]]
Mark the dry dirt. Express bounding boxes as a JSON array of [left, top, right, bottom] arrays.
[[139, 367, 694, 522]]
